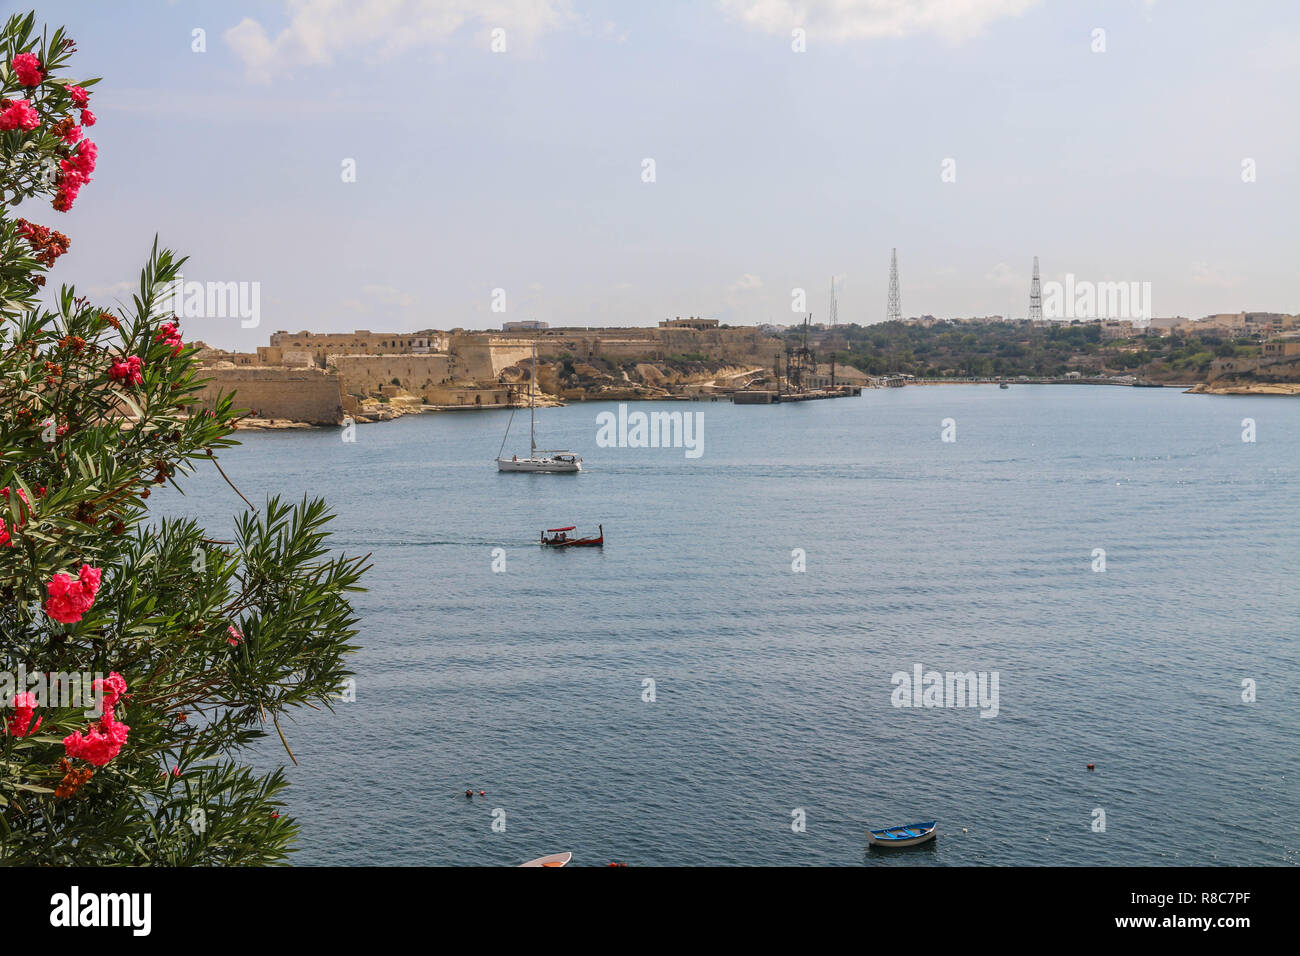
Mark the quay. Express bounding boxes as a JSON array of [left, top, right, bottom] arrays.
[[731, 386, 862, 404]]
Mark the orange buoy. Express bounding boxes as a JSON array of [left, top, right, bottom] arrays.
[[1087, 764, 1095, 771]]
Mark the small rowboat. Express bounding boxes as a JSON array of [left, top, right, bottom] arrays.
[[541, 524, 603, 548], [867, 821, 937, 847], [519, 852, 572, 867]]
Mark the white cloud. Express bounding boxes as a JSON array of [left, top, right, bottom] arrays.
[[718, 0, 1040, 44], [1189, 262, 1239, 289], [728, 273, 764, 292], [226, 0, 576, 82], [984, 261, 1025, 290], [86, 280, 137, 300]]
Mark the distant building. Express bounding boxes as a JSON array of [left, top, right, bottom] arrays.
[[262, 329, 445, 365], [502, 320, 548, 331], [1263, 333, 1300, 360], [659, 316, 719, 330], [1099, 320, 1138, 341]]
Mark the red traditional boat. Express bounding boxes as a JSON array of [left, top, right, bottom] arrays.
[[540, 524, 603, 548]]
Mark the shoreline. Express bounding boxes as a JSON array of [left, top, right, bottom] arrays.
[[226, 380, 1253, 430], [1184, 382, 1300, 396]]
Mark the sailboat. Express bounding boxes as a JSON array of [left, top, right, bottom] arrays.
[[496, 344, 582, 473]]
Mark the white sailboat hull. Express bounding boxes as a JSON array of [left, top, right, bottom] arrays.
[[496, 343, 583, 474], [497, 456, 581, 473]]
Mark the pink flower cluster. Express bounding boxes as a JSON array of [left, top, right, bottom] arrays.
[[156, 321, 184, 356], [11, 53, 43, 87], [68, 86, 94, 125], [64, 84, 95, 126], [0, 486, 32, 548], [109, 354, 144, 386], [5, 691, 42, 738], [44, 564, 102, 624], [53, 139, 97, 212], [63, 672, 130, 766], [227, 625, 244, 646], [0, 99, 39, 131]]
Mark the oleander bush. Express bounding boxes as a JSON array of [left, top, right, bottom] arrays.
[[0, 11, 366, 864]]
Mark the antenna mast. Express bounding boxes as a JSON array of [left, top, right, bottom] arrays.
[[1029, 256, 1042, 322], [887, 249, 901, 323]]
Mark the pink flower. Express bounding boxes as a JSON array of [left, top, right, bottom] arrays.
[[64, 672, 130, 766], [227, 625, 243, 646], [80, 108, 95, 127], [0, 486, 32, 511], [0, 486, 32, 548], [44, 563, 102, 624], [5, 691, 42, 738], [156, 321, 184, 356], [71, 139, 97, 174], [11, 52, 43, 87], [53, 140, 97, 212], [109, 355, 144, 386], [170, 765, 182, 778], [98, 671, 126, 709], [0, 99, 40, 132], [63, 717, 129, 766], [67, 85, 89, 108], [61, 124, 82, 144]]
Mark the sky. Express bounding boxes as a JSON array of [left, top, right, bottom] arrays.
[[8, 0, 1298, 351]]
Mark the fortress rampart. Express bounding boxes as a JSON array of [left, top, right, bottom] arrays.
[[194, 367, 344, 425]]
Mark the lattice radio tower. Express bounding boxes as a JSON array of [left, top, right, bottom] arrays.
[[887, 249, 901, 323], [829, 276, 839, 328], [1029, 256, 1042, 322]]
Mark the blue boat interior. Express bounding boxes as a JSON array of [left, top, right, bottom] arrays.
[[872, 821, 936, 839]]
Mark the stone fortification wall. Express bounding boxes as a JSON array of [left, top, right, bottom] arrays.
[[195, 367, 344, 425], [329, 354, 456, 398]]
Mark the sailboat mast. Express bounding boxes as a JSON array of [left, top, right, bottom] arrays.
[[530, 343, 537, 455]]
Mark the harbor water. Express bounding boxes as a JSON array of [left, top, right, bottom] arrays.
[[156, 386, 1299, 865]]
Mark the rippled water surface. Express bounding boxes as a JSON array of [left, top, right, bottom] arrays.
[[156, 386, 1299, 865]]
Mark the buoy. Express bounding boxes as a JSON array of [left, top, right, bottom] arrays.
[[479, 790, 486, 796], [1087, 764, 1095, 771]]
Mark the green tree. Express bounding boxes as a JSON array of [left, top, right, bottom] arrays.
[[0, 12, 367, 864]]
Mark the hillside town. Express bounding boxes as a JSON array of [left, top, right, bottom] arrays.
[[191, 311, 1300, 425]]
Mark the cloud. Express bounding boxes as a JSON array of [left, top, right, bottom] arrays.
[[1189, 262, 1238, 289], [86, 280, 137, 300], [984, 261, 1025, 290], [226, 0, 576, 82], [718, 0, 1040, 44], [728, 273, 764, 292]]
